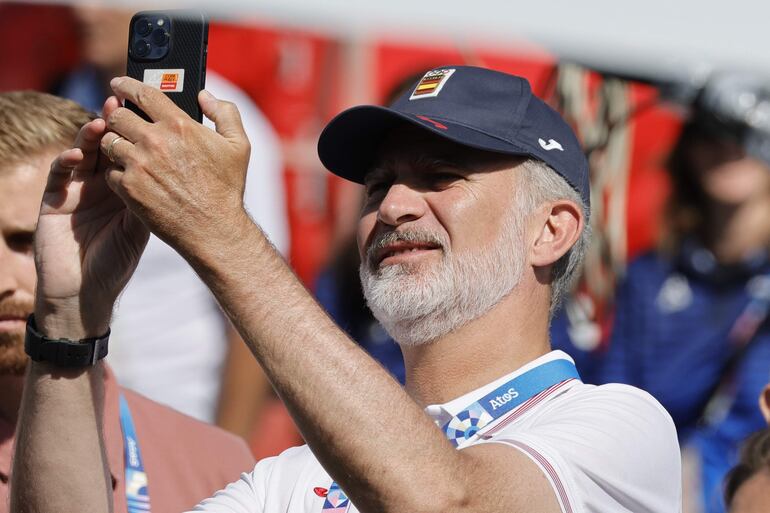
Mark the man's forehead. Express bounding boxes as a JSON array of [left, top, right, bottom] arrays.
[[0, 151, 57, 227], [1, 149, 60, 177]]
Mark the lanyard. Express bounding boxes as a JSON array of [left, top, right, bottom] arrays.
[[320, 358, 580, 512], [119, 394, 152, 513], [440, 358, 579, 447]]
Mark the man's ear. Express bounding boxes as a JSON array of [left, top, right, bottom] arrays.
[[760, 385, 770, 425], [529, 200, 584, 268]]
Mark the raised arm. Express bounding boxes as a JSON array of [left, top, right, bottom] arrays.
[[10, 116, 148, 513]]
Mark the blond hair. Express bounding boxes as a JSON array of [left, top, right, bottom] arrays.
[[0, 91, 95, 165]]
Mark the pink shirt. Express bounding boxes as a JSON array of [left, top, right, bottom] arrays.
[[0, 366, 255, 512]]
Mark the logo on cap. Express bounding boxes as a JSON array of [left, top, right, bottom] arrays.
[[410, 69, 456, 100], [538, 138, 564, 151]]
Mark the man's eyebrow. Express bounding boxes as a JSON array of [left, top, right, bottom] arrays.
[[3, 222, 37, 234], [364, 165, 391, 184], [411, 154, 476, 174], [390, 153, 464, 169]]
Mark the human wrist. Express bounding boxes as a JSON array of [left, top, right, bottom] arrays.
[[179, 205, 257, 269], [34, 298, 111, 340]]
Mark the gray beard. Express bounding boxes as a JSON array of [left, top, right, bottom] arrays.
[[359, 211, 526, 347]]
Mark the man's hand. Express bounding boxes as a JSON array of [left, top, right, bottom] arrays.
[[35, 117, 149, 339], [100, 78, 251, 259]]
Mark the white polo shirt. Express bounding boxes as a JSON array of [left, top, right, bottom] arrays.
[[190, 351, 682, 513]]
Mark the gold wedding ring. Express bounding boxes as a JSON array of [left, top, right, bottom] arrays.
[[107, 135, 125, 163]]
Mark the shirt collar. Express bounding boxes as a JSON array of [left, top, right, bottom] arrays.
[[424, 350, 577, 427]]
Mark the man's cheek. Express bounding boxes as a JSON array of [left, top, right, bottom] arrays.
[[356, 216, 377, 261]]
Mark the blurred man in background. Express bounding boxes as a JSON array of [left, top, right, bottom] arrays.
[[587, 75, 770, 513], [56, 5, 290, 437], [0, 90, 254, 513]]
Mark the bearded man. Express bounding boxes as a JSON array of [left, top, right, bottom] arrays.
[[13, 66, 682, 513]]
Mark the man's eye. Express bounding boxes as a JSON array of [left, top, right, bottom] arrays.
[[429, 172, 462, 186], [8, 232, 34, 253]]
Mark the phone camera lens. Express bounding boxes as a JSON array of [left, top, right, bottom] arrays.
[[151, 28, 169, 46], [134, 17, 153, 36], [133, 39, 151, 58]]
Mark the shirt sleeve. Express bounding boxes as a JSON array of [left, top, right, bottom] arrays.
[[189, 460, 270, 513], [483, 384, 682, 513]]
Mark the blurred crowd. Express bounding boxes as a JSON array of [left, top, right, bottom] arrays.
[[2, 3, 770, 513]]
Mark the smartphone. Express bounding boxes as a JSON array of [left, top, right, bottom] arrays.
[[126, 10, 208, 122]]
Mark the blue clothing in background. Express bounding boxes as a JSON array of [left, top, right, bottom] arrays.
[[57, 65, 106, 113], [553, 246, 770, 513]]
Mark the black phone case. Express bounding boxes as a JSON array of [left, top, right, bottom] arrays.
[[126, 10, 208, 122]]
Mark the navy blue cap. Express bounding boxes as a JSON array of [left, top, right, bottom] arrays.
[[317, 65, 590, 208]]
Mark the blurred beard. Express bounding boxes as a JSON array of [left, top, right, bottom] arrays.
[[0, 297, 33, 376], [360, 208, 527, 347]]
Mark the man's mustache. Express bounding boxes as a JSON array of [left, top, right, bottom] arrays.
[[0, 297, 34, 320], [366, 230, 446, 268]]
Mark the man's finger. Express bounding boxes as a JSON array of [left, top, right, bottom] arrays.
[[104, 166, 126, 197], [105, 106, 153, 144], [46, 115, 104, 188], [100, 132, 138, 169], [103, 95, 121, 119], [60, 118, 105, 179], [110, 76, 177, 122], [44, 149, 82, 193], [199, 90, 248, 142]]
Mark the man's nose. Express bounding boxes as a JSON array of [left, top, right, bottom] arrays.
[[376, 183, 427, 227]]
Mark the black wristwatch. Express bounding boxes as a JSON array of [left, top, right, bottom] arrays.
[[24, 315, 110, 367]]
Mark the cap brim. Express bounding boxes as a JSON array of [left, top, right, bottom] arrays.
[[317, 105, 533, 184]]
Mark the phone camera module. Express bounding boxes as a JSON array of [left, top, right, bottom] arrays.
[[132, 39, 151, 58], [134, 17, 153, 37], [151, 28, 170, 46]]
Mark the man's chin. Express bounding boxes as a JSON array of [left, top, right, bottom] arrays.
[[0, 332, 28, 376], [371, 260, 444, 285]]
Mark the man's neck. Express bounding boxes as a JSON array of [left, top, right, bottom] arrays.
[[706, 195, 770, 263], [0, 374, 24, 425], [401, 281, 551, 407]]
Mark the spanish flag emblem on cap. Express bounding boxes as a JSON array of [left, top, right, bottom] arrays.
[[409, 68, 456, 100]]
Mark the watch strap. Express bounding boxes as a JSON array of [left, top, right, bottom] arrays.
[[25, 315, 110, 367]]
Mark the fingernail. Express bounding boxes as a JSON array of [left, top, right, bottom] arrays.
[[110, 77, 124, 88], [201, 90, 215, 101]]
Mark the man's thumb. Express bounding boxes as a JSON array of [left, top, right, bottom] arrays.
[[199, 90, 247, 141]]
